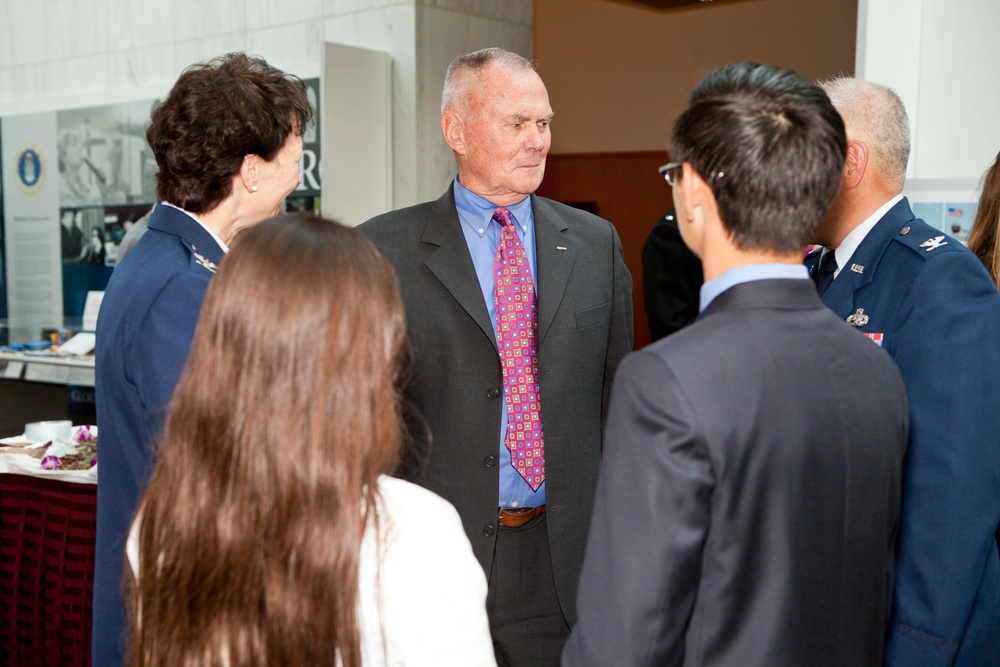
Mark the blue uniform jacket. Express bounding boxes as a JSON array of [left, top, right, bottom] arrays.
[[92, 204, 224, 666], [807, 197, 1000, 666]]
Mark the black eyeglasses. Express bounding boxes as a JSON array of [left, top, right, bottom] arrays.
[[658, 162, 683, 187]]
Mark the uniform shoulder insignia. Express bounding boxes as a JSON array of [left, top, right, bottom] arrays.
[[919, 235, 948, 251], [893, 221, 961, 259], [190, 244, 218, 274]]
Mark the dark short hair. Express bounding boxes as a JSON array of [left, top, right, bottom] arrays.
[[670, 62, 847, 254], [147, 53, 313, 215]]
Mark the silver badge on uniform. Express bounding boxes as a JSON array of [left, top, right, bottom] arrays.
[[193, 251, 218, 274], [920, 236, 947, 251], [846, 308, 869, 327], [850, 263, 864, 274]]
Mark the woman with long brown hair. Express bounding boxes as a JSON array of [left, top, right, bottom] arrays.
[[967, 150, 1000, 289], [127, 213, 495, 666]]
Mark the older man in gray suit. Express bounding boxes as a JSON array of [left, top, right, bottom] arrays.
[[360, 47, 632, 666], [564, 63, 909, 666]]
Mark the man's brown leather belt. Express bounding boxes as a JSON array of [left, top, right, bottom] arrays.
[[497, 505, 546, 528]]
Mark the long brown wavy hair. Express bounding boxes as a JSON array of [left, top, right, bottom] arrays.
[[128, 213, 406, 666], [967, 150, 1000, 289]]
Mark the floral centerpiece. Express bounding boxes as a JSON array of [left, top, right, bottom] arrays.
[[40, 424, 97, 471]]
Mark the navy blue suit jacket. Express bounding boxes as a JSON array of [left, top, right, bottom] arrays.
[[808, 197, 1000, 666], [565, 278, 908, 667], [93, 204, 224, 666]]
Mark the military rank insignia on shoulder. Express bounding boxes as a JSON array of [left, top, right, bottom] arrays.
[[919, 235, 948, 252], [894, 222, 961, 259]]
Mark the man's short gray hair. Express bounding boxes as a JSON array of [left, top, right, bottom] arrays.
[[441, 47, 535, 115], [821, 77, 911, 192]]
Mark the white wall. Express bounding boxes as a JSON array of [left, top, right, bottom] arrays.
[[0, 0, 533, 208], [858, 0, 1000, 184]]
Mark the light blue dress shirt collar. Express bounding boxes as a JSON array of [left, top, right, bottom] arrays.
[[453, 179, 534, 240], [700, 263, 810, 312]]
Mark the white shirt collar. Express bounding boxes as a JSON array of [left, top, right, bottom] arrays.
[[830, 194, 903, 278], [161, 202, 230, 253]]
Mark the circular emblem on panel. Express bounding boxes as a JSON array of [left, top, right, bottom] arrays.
[[15, 143, 46, 194]]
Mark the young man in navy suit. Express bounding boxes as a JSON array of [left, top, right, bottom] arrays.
[[564, 63, 909, 666], [809, 77, 1000, 666]]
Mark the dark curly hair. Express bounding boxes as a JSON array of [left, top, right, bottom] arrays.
[[147, 53, 313, 215]]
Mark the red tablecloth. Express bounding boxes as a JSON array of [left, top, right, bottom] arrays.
[[0, 473, 96, 667]]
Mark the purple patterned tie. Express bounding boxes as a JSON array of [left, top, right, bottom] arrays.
[[493, 207, 545, 491]]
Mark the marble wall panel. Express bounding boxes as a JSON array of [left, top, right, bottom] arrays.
[[247, 0, 323, 31], [247, 23, 314, 75], [323, 0, 407, 17], [10, 63, 45, 100], [172, 0, 247, 42], [109, 44, 178, 91], [47, 0, 111, 61], [64, 53, 112, 95], [0, 67, 11, 102], [107, 0, 176, 49], [419, 0, 532, 25], [174, 33, 250, 74], [0, 2, 48, 66]]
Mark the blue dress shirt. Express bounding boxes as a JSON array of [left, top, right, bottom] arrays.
[[700, 263, 810, 312], [453, 178, 545, 508]]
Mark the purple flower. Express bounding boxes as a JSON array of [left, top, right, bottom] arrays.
[[74, 424, 95, 444], [41, 456, 62, 470], [90, 458, 97, 468]]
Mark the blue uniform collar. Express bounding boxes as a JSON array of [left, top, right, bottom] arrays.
[[147, 203, 227, 264], [822, 197, 916, 311]]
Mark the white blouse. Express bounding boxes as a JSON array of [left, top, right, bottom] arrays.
[[357, 476, 496, 666], [128, 475, 496, 666]]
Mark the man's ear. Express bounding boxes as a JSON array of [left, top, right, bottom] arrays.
[[675, 162, 714, 258], [441, 110, 466, 155], [680, 162, 713, 225], [842, 140, 868, 190]]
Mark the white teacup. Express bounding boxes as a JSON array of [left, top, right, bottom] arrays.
[[25, 420, 73, 442]]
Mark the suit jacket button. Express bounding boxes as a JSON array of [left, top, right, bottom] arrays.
[[486, 387, 500, 399], [483, 524, 496, 537], [484, 455, 497, 468]]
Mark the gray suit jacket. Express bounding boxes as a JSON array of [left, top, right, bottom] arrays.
[[359, 186, 633, 624], [564, 278, 909, 666]]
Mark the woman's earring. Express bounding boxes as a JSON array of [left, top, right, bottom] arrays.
[[252, 185, 258, 192]]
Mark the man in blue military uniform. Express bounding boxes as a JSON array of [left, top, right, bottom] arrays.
[[809, 77, 1000, 666]]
